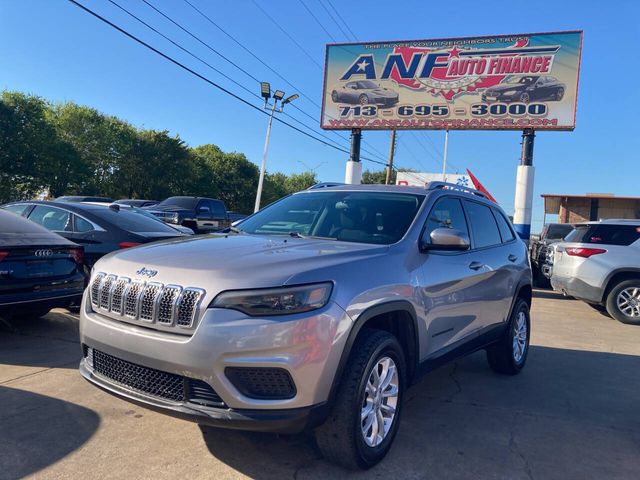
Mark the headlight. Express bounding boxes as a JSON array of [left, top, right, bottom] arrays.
[[166, 212, 180, 224], [502, 90, 518, 96], [211, 282, 333, 316]]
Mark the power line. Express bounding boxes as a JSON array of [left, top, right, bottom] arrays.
[[250, 0, 323, 70], [325, 0, 358, 42], [107, 0, 350, 153], [317, 0, 351, 42], [175, 0, 388, 162], [300, 0, 337, 42], [67, 0, 389, 167]]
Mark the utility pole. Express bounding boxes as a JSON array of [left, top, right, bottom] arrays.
[[442, 129, 449, 182], [385, 130, 396, 185]]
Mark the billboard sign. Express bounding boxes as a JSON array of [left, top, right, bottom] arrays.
[[396, 172, 470, 187], [321, 31, 582, 131]]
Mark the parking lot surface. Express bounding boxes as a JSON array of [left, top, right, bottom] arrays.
[[1, 290, 639, 480]]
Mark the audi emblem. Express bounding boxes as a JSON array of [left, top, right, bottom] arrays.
[[34, 249, 54, 257]]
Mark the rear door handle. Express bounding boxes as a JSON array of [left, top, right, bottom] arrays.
[[469, 261, 484, 271], [508, 254, 518, 262]]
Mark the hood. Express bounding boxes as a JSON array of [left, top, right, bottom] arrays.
[[93, 233, 387, 299], [372, 89, 397, 97]]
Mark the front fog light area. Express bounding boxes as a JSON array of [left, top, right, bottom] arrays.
[[84, 345, 94, 368], [211, 282, 332, 316]]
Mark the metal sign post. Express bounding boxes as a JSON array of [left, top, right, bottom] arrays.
[[513, 128, 536, 241], [345, 128, 362, 184]]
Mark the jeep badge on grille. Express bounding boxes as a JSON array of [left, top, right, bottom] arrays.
[[136, 267, 158, 278]]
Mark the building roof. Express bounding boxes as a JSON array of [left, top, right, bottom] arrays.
[[541, 193, 640, 200]]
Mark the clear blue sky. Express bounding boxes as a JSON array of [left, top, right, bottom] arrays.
[[2, 0, 639, 232]]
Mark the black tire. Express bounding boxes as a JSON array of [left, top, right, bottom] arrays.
[[12, 307, 51, 320], [519, 92, 530, 103], [358, 94, 369, 105], [486, 299, 530, 375], [331, 91, 338, 102], [555, 88, 564, 101], [605, 279, 640, 325], [315, 329, 405, 470]]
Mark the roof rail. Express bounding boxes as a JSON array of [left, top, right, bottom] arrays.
[[426, 181, 488, 199], [306, 182, 345, 190]]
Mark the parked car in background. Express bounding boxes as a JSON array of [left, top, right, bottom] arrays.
[[551, 219, 640, 324], [79, 182, 532, 469], [0, 210, 85, 319], [55, 195, 114, 203], [115, 199, 159, 208], [227, 211, 248, 224], [84, 203, 195, 235], [482, 75, 566, 103], [529, 223, 574, 286], [144, 196, 230, 234], [331, 80, 399, 107], [1, 201, 188, 271]]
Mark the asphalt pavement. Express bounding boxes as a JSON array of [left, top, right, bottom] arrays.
[[1, 290, 639, 479]]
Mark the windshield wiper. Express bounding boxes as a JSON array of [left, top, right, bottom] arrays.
[[287, 232, 336, 240], [222, 226, 244, 234]]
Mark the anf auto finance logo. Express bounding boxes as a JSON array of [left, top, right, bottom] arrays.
[[340, 39, 560, 101]]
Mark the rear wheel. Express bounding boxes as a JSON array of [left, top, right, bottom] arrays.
[[606, 279, 640, 325], [487, 299, 530, 374], [315, 329, 405, 470], [519, 92, 530, 103]]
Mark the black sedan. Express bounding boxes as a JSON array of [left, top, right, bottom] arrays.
[[482, 75, 566, 103], [1, 201, 188, 271], [0, 210, 85, 319]]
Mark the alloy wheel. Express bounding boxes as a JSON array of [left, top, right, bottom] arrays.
[[512, 311, 528, 363], [617, 287, 640, 317], [360, 356, 399, 447]]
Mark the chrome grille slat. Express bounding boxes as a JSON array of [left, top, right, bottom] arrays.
[[89, 272, 204, 332]]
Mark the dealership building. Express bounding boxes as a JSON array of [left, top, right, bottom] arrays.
[[542, 193, 640, 224]]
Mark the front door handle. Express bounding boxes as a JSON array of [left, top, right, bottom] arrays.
[[469, 261, 484, 271], [508, 254, 518, 262]]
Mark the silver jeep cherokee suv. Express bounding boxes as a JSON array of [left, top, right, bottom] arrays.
[[79, 182, 532, 469]]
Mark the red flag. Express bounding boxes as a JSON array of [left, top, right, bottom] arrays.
[[466, 169, 497, 203]]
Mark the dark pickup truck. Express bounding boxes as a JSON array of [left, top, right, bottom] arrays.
[[145, 196, 230, 234], [530, 223, 574, 286]]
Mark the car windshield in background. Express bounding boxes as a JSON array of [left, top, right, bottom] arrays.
[[359, 80, 378, 89], [155, 197, 198, 209], [546, 224, 574, 240], [238, 191, 424, 245], [505, 76, 536, 85], [90, 208, 181, 234], [564, 224, 640, 246]]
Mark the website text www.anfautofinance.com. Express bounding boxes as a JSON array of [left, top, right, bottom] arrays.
[[325, 117, 561, 129]]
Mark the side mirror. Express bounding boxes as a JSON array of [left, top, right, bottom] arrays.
[[420, 228, 470, 252]]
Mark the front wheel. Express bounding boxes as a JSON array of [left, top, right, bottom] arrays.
[[358, 94, 369, 105], [606, 279, 640, 325], [315, 329, 405, 470], [486, 299, 530, 374], [519, 92, 530, 103]]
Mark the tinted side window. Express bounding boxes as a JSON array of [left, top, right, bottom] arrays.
[[564, 224, 640, 246], [211, 201, 226, 217], [492, 209, 515, 243], [28, 205, 72, 232], [3, 204, 30, 216], [422, 197, 469, 246], [464, 201, 502, 248], [74, 215, 94, 233]]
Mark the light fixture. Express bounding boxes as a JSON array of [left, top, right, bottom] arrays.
[[282, 94, 299, 105], [260, 82, 271, 100], [273, 90, 285, 101]]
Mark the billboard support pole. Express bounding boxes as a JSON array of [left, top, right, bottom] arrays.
[[385, 130, 396, 184], [513, 128, 536, 242], [345, 128, 362, 184], [442, 129, 449, 182]]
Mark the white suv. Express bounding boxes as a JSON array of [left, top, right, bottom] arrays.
[[551, 219, 640, 324]]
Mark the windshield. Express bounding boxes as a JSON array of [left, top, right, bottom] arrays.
[[504, 76, 536, 85], [359, 80, 378, 89], [238, 191, 425, 245], [155, 197, 198, 209]]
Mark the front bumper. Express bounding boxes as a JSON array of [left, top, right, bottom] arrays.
[[79, 359, 328, 433], [550, 274, 604, 303], [79, 293, 352, 429]]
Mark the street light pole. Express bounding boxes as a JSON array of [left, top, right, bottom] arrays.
[[253, 83, 298, 213], [254, 100, 277, 213]]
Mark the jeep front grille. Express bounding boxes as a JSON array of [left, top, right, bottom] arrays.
[[89, 272, 205, 332]]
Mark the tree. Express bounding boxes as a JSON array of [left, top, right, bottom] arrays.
[[362, 169, 395, 185]]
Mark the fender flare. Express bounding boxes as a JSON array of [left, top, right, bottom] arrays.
[[328, 300, 419, 404]]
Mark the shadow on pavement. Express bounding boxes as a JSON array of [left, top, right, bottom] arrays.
[[199, 346, 640, 479], [532, 289, 572, 300], [0, 386, 100, 480]]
